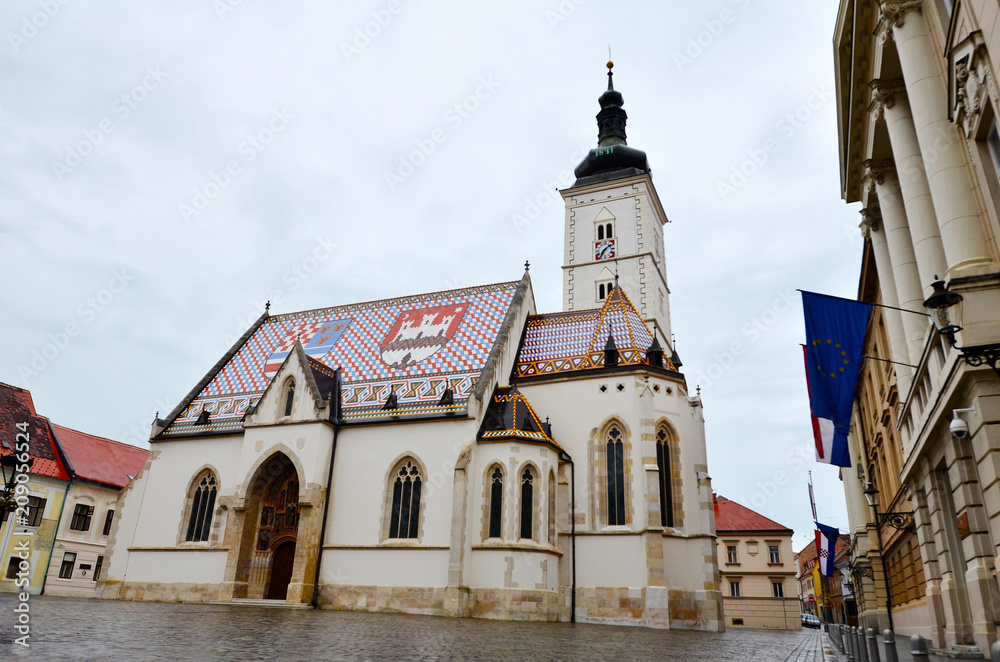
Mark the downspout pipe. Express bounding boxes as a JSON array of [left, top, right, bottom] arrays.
[[312, 374, 341, 609], [42, 418, 75, 596]]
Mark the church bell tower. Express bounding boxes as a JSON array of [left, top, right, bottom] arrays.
[[561, 62, 674, 351]]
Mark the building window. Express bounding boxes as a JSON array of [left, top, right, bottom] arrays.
[[520, 467, 534, 540], [488, 466, 503, 539], [5, 557, 20, 579], [606, 426, 626, 526], [729, 581, 741, 598], [547, 471, 556, 546], [596, 221, 614, 240], [389, 459, 422, 539], [185, 472, 218, 542], [283, 379, 295, 417], [24, 496, 45, 527], [727, 544, 739, 564], [655, 427, 674, 527], [58, 552, 77, 579], [102, 509, 115, 536], [597, 281, 615, 301], [772, 581, 785, 598], [69, 504, 94, 532], [93, 555, 104, 582], [769, 544, 781, 564]]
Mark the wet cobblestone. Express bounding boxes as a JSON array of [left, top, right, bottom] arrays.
[[1, 595, 829, 661]]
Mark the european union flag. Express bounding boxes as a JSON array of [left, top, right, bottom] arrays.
[[801, 291, 872, 468]]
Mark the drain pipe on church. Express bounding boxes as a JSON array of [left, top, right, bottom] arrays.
[[311, 387, 341, 609], [558, 448, 576, 623]]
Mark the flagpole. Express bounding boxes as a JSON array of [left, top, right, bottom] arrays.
[[797, 289, 928, 318], [861, 354, 919, 370]]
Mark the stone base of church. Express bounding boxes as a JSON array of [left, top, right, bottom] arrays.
[[571, 587, 723, 632], [316, 584, 448, 616], [96, 579, 221, 604], [445, 586, 565, 622]]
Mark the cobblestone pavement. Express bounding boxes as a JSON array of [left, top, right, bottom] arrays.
[[2, 595, 831, 662]]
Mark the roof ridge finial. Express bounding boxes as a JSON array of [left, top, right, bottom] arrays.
[[524, 259, 530, 272], [606, 51, 614, 91], [614, 258, 619, 286]]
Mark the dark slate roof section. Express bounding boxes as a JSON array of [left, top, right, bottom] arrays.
[[305, 355, 339, 405], [154, 310, 270, 440], [0, 382, 70, 481], [477, 385, 562, 450]]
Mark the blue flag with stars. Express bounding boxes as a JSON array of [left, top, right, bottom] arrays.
[[801, 291, 871, 468]]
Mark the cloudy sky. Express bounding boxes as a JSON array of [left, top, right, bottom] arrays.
[[1, 1, 858, 550]]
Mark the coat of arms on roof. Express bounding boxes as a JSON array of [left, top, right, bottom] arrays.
[[380, 303, 467, 370], [264, 318, 351, 378]]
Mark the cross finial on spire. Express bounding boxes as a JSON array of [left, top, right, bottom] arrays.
[[265, 300, 271, 313], [524, 260, 530, 272]]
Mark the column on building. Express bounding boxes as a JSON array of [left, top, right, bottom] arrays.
[[870, 79, 949, 295], [865, 159, 930, 366], [860, 205, 914, 393], [882, 3, 992, 273]]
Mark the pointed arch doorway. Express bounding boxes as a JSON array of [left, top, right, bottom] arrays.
[[248, 453, 301, 601]]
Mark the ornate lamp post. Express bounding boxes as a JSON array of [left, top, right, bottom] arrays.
[[924, 278, 1000, 375], [863, 482, 896, 632], [0, 451, 33, 526]]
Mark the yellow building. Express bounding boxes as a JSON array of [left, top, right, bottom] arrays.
[[0, 382, 71, 595]]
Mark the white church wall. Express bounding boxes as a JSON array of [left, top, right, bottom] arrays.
[[125, 550, 227, 584], [320, 548, 449, 587], [575, 535, 647, 586]]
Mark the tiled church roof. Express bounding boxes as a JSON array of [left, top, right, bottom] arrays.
[[160, 281, 521, 436], [514, 285, 674, 379], [0, 382, 70, 481], [478, 386, 561, 449]]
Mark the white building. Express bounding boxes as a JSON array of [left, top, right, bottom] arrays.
[[101, 65, 724, 630]]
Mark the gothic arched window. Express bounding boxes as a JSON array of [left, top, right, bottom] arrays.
[[185, 471, 218, 542], [656, 427, 675, 528], [389, 459, 422, 539], [606, 426, 626, 526], [520, 468, 535, 540], [283, 379, 295, 417], [488, 466, 503, 539]]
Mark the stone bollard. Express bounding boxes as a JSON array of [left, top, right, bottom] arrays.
[[846, 626, 856, 662], [991, 640, 1000, 662], [883, 629, 898, 662], [911, 635, 929, 660], [857, 627, 869, 662], [867, 627, 881, 662]]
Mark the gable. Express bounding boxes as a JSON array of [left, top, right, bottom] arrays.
[[160, 281, 521, 436]]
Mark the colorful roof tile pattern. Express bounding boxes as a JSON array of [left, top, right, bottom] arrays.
[[515, 285, 673, 379], [714, 496, 793, 533], [162, 281, 520, 435], [50, 424, 148, 489], [0, 382, 70, 481], [478, 386, 561, 448]]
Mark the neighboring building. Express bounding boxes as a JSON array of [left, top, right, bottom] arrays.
[[834, 0, 1000, 651], [715, 496, 799, 630], [101, 66, 725, 630], [794, 534, 851, 624], [0, 382, 71, 595], [43, 424, 147, 597]]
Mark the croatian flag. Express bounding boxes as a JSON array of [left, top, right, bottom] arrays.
[[801, 291, 872, 468], [815, 522, 839, 577]]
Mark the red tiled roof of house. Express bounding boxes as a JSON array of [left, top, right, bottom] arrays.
[[715, 496, 793, 533], [50, 423, 147, 489], [0, 382, 70, 481]]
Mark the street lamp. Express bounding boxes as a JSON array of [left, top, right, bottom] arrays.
[[862, 481, 895, 632], [0, 451, 33, 526], [923, 278, 1000, 376]]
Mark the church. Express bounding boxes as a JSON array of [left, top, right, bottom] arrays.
[[99, 64, 725, 631]]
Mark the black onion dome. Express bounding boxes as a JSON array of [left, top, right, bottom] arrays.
[[573, 61, 650, 186]]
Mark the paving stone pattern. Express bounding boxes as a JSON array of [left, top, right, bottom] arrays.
[[1, 595, 830, 661]]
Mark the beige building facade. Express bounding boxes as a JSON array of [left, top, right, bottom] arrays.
[[835, 0, 1000, 652], [715, 497, 800, 630]]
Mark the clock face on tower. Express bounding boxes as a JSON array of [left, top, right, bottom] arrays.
[[594, 239, 616, 261]]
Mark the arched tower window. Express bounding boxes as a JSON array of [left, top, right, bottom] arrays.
[[605, 222, 613, 238], [656, 427, 675, 528], [606, 426, 626, 526], [388, 459, 422, 539], [488, 466, 504, 539], [597, 224, 605, 240], [520, 467, 534, 540], [185, 471, 218, 542], [283, 379, 295, 417], [547, 471, 556, 546]]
